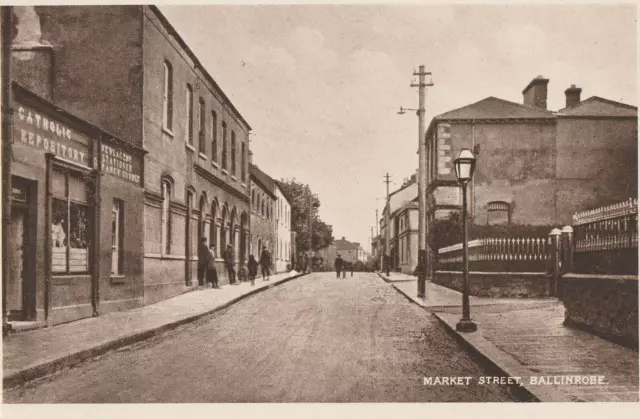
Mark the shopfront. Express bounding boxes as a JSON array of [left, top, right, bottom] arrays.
[[5, 84, 145, 327]]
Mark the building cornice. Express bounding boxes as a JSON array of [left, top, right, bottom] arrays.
[[195, 164, 250, 203]]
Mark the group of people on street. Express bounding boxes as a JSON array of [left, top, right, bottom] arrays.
[[198, 238, 273, 288], [334, 254, 353, 278]]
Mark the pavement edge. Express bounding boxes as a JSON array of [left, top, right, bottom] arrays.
[[3, 272, 308, 390], [377, 272, 574, 403]]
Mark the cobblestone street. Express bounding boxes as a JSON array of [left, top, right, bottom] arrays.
[[4, 273, 516, 403]]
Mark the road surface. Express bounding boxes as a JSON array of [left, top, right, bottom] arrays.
[[4, 272, 517, 403]]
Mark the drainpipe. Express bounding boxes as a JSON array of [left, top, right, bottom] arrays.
[[2, 6, 13, 335]]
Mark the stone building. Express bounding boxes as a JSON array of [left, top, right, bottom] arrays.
[[425, 75, 637, 273], [12, 6, 252, 305], [249, 163, 276, 263], [274, 183, 292, 273]]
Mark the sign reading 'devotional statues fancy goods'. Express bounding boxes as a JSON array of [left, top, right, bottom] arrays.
[[13, 103, 89, 166], [100, 143, 142, 185]]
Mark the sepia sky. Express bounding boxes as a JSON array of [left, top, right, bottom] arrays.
[[159, 2, 637, 252]]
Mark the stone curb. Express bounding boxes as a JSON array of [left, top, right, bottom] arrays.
[[379, 272, 574, 403], [3, 272, 307, 390]]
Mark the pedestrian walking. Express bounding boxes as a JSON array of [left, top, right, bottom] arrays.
[[248, 254, 258, 286], [305, 252, 311, 273], [225, 244, 237, 285], [197, 237, 208, 286], [334, 254, 343, 278], [206, 244, 219, 289], [260, 246, 271, 281]]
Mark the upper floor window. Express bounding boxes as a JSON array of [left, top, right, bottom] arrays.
[[162, 61, 173, 131], [198, 97, 206, 154], [186, 84, 194, 145], [211, 111, 218, 162], [231, 130, 237, 176], [241, 142, 246, 182], [221, 122, 228, 170], [487, 201, 511, 225]]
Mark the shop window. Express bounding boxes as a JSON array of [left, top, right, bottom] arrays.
[[161, 179, 172, 254], [111, 199, 124, 275], [186, 84, 193, 145], [51, 169, 90, 274], [162, 61, 173, 131], [198, 97, 206, 154], [487, 201, 511, 225], [221, 122, 228, 170], [231, 130, 237, 176], [211, 111, 218, 162]]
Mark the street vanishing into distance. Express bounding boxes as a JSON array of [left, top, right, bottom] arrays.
[[4, 273, 517, 403]]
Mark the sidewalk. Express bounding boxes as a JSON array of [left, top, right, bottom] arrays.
[[3, 271, 305, 389], [378, 272, 639, 402]]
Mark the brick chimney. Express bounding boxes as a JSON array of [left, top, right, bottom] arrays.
[[522, 75, 550, 110], [564, 84, 582, 108]]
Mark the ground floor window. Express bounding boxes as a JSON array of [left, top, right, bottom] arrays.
[[112, 199, 124, 275], [51, 169, 90, 273]]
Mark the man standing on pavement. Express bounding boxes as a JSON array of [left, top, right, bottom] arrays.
[[197, 237, 208, 286], [259, 245, 271, 281], [334, 254, 343, 278], [225, 244, 237, 285]]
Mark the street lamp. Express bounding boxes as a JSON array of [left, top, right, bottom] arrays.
[[454, 148, 477, 333]]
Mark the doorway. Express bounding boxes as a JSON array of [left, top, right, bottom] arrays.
[[7, 177, 36, 321]]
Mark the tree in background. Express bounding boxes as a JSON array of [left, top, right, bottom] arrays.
[[277, 178, 334, 256]]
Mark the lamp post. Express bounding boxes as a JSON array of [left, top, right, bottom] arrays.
[[454, 149, 477, 333]]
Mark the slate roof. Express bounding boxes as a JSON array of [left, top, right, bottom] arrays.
[[334, 237, 360, 251], [249, 163, 276, 199], [435, 96, 555, 121], [557, 96, 638, 117]]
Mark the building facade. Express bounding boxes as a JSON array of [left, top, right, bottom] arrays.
[[274, 184, 292, 273], [425, 75, 637, 274], [249, 163, 276, 263], [5, 84, 146, 327], [13, 6, 253, 306]]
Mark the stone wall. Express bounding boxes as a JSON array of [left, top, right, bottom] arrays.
[[434, 271, 551, 298], [560, 274, 638, 350]]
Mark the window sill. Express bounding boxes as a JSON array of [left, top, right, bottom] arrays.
[[221, 169, 229, 176], [185, 143, 196, 153], [212, 161, 219, 169], [162, 127, 174, 138], [110, 275, 126, 285], [198, 152, 208, 160], [231, 175, 237, 182], [241, 183, 247, 189]]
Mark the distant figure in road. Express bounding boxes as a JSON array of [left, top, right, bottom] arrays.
[[305, 252, 311, 273], [248, 254, 258, 286], [260, 246, 272, 281], [225, 244, 236, 285], [334, 254, 343, 278], [342, 262, 347, 278], [351, 262, 354, 277], [206, 244, 219, 289]]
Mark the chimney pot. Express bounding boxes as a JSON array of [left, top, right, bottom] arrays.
[[564, 84, 582, 108]]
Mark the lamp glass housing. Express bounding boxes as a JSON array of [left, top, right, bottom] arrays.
[[454, 148, 476, 183]]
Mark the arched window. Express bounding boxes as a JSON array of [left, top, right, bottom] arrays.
[[487, 201, 511, 225], [210, 201, 217, 254], [211, 111, 218, 163], [261, 200, 265, 217], [162, 61, 173, 130], [231, 130, 237, 176], [161, 179, 172, 254], [251, 189, 256, 209], [221, 122, 228, 170]]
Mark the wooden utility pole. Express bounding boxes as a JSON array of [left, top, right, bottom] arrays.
[[411, 65, 433, 298], [384, 173, 391, 276]]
